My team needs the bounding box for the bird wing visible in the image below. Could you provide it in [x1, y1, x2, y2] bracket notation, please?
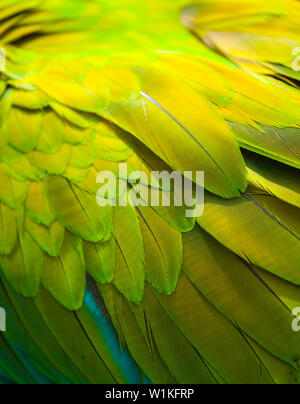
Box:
[0, 0, 299, 384]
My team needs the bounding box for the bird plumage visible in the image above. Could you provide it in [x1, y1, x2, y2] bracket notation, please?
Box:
[0, 0, 299, 384]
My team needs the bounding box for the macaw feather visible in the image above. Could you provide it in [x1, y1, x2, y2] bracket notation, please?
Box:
[197, 192, 300, 284]
[0, 0, 299, 385]
[182, 0, 300, 72]
[112, 203, 145, 304]
[25, 217, 65, 258]
[83, 238, 115, 284]
[183, 228, 300, 367]
[245, 151, 300, 208]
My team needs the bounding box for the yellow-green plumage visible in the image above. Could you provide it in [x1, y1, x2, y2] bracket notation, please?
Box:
[0, 0, 299, 384]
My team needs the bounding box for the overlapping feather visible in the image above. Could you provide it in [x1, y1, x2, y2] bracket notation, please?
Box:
[0, 0, 299, 385]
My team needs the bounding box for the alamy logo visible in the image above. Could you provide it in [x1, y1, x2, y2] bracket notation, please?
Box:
[0, 48, 5, 72]
[292, 47, 300, 72]
[96, 163, 205, 218]
[292, 308, 300, 332]
[0, 307, 6, 332]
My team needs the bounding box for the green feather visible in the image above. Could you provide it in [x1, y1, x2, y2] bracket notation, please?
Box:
[183, 227, 300, 368]
[46, 176, 112, 243]
[41, 232, 85, 310]
[83, 237, 115, 283]
[0, 229, 43, 297]
[0, 0, 300, 385]
[138, 206, 182, 295]
[197, 192, 300, 284]
[0, 203, 17, 255]
[112, 203, 145, 304]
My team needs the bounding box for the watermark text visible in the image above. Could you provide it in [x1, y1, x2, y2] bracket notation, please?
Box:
[96, 163, 205, 218]
[0, 48, 5, 72]
[292, 47, 300, 72]
[0, 307, 6, 332]
[292, 308, 300, 332]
